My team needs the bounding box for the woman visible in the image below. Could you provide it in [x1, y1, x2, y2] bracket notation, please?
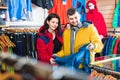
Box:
[36, 13, 63, 64]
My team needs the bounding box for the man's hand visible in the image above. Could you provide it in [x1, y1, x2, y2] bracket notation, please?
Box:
[86, 43, 95, 50]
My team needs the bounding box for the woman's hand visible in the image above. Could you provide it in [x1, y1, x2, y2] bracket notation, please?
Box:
[50, 54, 58, 64]
[52, 54, 58, 57]
[50, 58, 56, 64]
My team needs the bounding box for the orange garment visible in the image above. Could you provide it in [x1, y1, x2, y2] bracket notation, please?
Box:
[49, 0, 72, 25]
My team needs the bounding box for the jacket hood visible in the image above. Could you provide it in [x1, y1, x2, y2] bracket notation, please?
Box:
[38, 26, 62, 37]
[86, 0, 98, 12]
[38, 26, 45, 36]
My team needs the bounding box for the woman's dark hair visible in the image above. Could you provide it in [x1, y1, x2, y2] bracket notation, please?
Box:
[67, 8, 78, 16]
[43, 13, 61, 34]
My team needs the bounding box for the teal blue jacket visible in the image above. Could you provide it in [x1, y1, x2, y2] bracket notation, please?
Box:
[112, 0, 120, 28]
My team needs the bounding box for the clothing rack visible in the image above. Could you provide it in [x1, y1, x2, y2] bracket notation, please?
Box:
[89, 65, 120, 79]
[90, 54, 120, 79]
[0, 29, 38, 58]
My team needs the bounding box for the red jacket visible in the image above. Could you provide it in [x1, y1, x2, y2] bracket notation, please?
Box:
[86, 0, 107, 37]
[49, 0, 72, 25]
[36, 26, 63, 63]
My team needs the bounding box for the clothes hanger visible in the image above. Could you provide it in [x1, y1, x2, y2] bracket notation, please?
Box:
[0, 72, 23, 80]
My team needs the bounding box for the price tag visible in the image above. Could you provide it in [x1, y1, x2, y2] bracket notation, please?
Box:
[62, 0, 66, 5]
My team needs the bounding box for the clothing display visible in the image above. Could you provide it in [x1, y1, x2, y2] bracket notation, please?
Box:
[7, 0, 33, 21]
[112, 0, 120, 28]
[102, 35, 120, 55]
[2, 28, 38, 59]
[0, 0, 120, 80]
[91, 54, 120, 77]
[49, 0, 72, 24]
[72, 0, 86, 22]
[86, 0, 107, 37]
[32, 0, 54, 10]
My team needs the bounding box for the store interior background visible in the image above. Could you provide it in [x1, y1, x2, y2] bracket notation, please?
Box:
[0, 0, 120, 79]
[6, 0, 120, 35]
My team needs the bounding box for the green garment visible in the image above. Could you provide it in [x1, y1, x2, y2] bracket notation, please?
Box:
[112, 0, 120, 28]
[110, 36, 118, 54]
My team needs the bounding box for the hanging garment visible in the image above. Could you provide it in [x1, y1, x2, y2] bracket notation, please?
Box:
[86, 0, 107, 37]
[54, 44, 91, 73]
[26, 0, 33, 21]
[7, 32, 38, 58]
[72, 0, 86, 22]
[117, 41, 120, 53]
[102, 36, 113, 56]
[118, 9, 120, 26]
[49, 0, 72, 25]
[112, 0, 120, 28]
[32, 0, 54, 10]
[110, 36, 118, 54]
[113, 38, 120, 54]
[8, 0, 32, 21]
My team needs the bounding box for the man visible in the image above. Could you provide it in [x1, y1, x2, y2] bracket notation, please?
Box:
[51, 8, 103, 68]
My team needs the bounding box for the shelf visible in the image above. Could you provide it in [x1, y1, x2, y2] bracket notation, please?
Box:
[0, 6, 7, 9]
[0, 25, 9, 28]
[6, 21, 41, 27]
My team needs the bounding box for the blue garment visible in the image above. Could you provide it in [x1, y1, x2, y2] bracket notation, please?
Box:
[54, 44, 91, 73]
[102, 36, 113, 56]
[72, 0, 86, 22]
[116, 59, 120, 72]
[108, 37, 114, 55]
[118, 9, 120, 27]
[8, 0, 32, 21]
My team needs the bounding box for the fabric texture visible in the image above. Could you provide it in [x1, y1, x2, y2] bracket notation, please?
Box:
[54, 44, 91, 73]
[113, 38, 120, 54]
[49, 0, 72, 24]
[8, 0, 32, 21]
[86, 0, 107, 37]
[102, 36, 113, 56]
[53, 37, 62, 53]
[32, 0, 54, 10]
[110, 36, 118, 55]
[72, 0, 86, 22]
[36, 26, 63, 63]
[112, 0, 120, 28]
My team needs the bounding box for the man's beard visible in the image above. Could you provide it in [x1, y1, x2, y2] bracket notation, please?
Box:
[70, 22, 82, 28]
[70, 23, 77, 27]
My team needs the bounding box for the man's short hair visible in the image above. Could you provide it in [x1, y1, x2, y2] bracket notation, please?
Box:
[67, 8, 78, 16]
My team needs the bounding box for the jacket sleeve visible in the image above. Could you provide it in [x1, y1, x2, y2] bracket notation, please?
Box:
[89, 24, 103, 53]
[36, 38, 51, 63]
